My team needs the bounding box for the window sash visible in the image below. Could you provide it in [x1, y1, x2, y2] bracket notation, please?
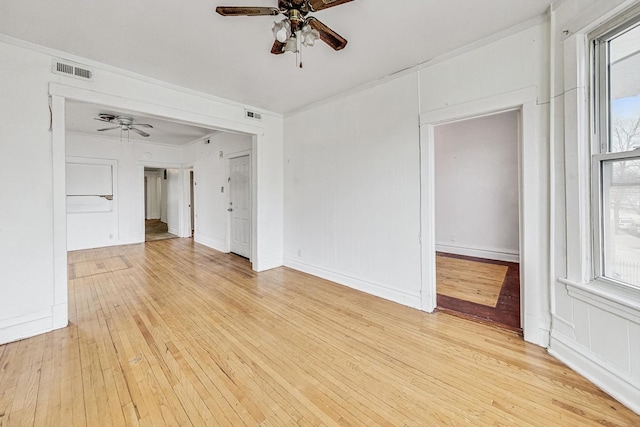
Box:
[591, 10, 640, 290]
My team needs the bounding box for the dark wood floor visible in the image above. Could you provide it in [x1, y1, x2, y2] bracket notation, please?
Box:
[437, 252, 521, 331]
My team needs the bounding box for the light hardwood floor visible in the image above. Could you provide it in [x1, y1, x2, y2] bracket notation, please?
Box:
[436, 255, 507, 307]
[145, 219, 178, 242]
[1, 239, 638, 426]
[436, 253, 521, 331]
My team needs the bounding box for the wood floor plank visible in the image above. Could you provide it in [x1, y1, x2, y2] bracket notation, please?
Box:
[1, 239, 639, 426]
[436, 252, 521, 330]
[436, 255, 507, 306]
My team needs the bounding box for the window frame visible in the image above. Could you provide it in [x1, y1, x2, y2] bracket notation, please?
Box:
[590, 10, 640, 291]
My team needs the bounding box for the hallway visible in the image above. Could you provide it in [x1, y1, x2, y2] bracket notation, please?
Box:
[144, 219, 178, 242]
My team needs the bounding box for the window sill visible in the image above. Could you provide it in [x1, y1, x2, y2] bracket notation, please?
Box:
[559, 277, 640, 324]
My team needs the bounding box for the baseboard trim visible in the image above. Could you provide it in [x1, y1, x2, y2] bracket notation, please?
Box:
[254, 255, 283, 272]
[194, 233, 227, 253]
[52, 303, 69, 330]
[435, 243, 520, 263]
[168, 226, 179, 236]
[68, 236, 145, 251]
[284, 258, 421, 309]
[119, 237, 145, 246]
[549, 331, 640, 416]
[0, 310, 53, 345]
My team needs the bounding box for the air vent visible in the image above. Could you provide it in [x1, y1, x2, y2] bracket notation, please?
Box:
[51, 59, 93, 81]
[245, 110, 262, 121]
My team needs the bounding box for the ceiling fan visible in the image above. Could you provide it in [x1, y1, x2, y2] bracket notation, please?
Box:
[216, 0, 354, 60]
[94, 114, 153, 137]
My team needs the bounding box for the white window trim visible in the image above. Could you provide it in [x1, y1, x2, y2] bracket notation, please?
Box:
[561, 2, 640, 318]
[590, 7, 640, 293]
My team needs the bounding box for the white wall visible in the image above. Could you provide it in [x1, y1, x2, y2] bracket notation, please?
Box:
[4, 2, 638, 416]
[166, 168, 180, 235]
[434, 111, 520, 262]
[66, 133, 183, 250]
[0, 41, 61, 343]
[418, 21, 551, 345]
[0, 36, 284, 344]
[284, 22, 549, 323]
[67, 130, 251, 252]
[418, 22, 550, 113]
[145, 170, 161, 220]
[285, 73, 422, 307]
[184, 132, 252, 252]
[547, 0, 640, 415]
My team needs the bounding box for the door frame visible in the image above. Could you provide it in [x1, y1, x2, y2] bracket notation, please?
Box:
[419, 87, 549, 346]
[226, 150, 253, 260]
[49, 83, 265, 331]
[182, 167, 195, 238]
[431, 109, 522, 326]
[140, 163, 185, 238]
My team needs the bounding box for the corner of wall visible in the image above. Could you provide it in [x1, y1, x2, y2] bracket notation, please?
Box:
[549, 332, 640, 415]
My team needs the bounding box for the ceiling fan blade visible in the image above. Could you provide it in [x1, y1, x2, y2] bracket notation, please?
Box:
[133, 123, 153, 128]
[216, 6, 280, 16]
[271, 40, 286, 55]
[130, 127, 150, 137]
[97, 126, 120, 131]
[94, 117, 113, 123]
[307, 17, 347, 51]
[308, 0, 354, 12]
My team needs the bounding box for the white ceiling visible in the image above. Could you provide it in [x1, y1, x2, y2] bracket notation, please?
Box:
[0, 0, 554, 114]
[66, 101, 216, 145]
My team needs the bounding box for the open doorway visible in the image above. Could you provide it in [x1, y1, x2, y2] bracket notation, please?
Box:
[50, 85, 275, 335]
[144, 167, 179, 242]
[433, 110, 521, 331]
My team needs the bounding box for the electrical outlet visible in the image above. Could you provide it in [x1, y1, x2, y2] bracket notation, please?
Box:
[221, 186, 224, 193]
[297, 249, 302, 257]
[109, 233, 114, 240]
[449, 234, 456, 242]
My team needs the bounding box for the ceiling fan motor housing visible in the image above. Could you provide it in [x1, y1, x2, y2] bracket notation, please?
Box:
[116, 116, 134, 127]
[217, 0, 351, 54]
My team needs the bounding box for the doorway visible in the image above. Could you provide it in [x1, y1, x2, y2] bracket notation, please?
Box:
[144, 167, 179, 242]
[229, 155, 251, 258]
[50, 84, 274, 335]
[433, 110, 521, 331]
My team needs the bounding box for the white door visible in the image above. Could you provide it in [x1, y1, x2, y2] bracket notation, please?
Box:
[190, 170, 195, 236]
[229, 155, 251, 258]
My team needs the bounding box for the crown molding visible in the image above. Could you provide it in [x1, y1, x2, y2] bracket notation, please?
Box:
[0, 33, 282, 120]
[285, 13, 549, 118]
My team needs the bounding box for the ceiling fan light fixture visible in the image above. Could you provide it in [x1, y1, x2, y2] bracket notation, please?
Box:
[272, 19, 291, 43]
[284, 35, 299, 53]
[217, 0, 352, 64]
[94, 114, 152, 138]
[300, 24, 320, 47]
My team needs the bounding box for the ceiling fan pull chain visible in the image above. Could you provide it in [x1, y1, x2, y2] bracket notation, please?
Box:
[215, 1, 351, 65]
[299, 35, 303, 68]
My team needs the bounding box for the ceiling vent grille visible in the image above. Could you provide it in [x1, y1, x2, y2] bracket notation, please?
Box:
[51, 59, 93, 81]
[245, 110, 262, 121]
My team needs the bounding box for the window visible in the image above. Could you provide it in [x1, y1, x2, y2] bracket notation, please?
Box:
[592, 13, 640, 289]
